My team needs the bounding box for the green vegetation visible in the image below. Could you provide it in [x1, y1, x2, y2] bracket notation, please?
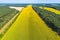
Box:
[46, 6, 60, 10]
[33, 6, 60, 35]
[0, 6, 19, 39]
[0, 6, 19, 29]
[0, 6, 13, 16]
[40, 4, 60, 10]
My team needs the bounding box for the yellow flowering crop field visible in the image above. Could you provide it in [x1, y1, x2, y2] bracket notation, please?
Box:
[1, 5, 60, 40]
[40, 7, 60, 14]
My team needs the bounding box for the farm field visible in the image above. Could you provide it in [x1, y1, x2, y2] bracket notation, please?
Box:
[0, 4, 60, 40]
[0, 6, 19, 29]
[1, 5, 60, 40]
[40, 7, 60, 14]
[0, 6, 21, 39]
[33, 6, 60, 35]
[39, 4, 60, 10]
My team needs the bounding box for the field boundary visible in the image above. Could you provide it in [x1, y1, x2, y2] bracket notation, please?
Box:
[0, 13, 19, 34]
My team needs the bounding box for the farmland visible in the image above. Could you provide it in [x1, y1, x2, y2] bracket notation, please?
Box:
[1, 5, 60, 40]
[40, 7, 60, 14]
[0, 6, 19, 29]
[0, 6, 20, 39]
[33, 6, 60, 35]
[0, 4, 60, 40]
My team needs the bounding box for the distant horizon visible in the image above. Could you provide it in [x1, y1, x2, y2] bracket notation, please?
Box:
[0, 0, 60, 4]
[0, 3, 60, 4]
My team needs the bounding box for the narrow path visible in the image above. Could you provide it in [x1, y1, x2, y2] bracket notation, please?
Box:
[0, 13, 19, 34]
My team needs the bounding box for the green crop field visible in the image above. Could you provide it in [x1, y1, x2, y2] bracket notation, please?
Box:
[0, 6, 19, 39]
[0, 6, 19, 29]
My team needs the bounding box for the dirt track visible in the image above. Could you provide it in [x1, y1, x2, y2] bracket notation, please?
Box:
[0, 6, 24, 34]
[0, 13, 19, 34]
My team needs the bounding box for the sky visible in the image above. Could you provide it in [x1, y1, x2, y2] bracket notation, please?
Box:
[0, 0, 60, 3]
